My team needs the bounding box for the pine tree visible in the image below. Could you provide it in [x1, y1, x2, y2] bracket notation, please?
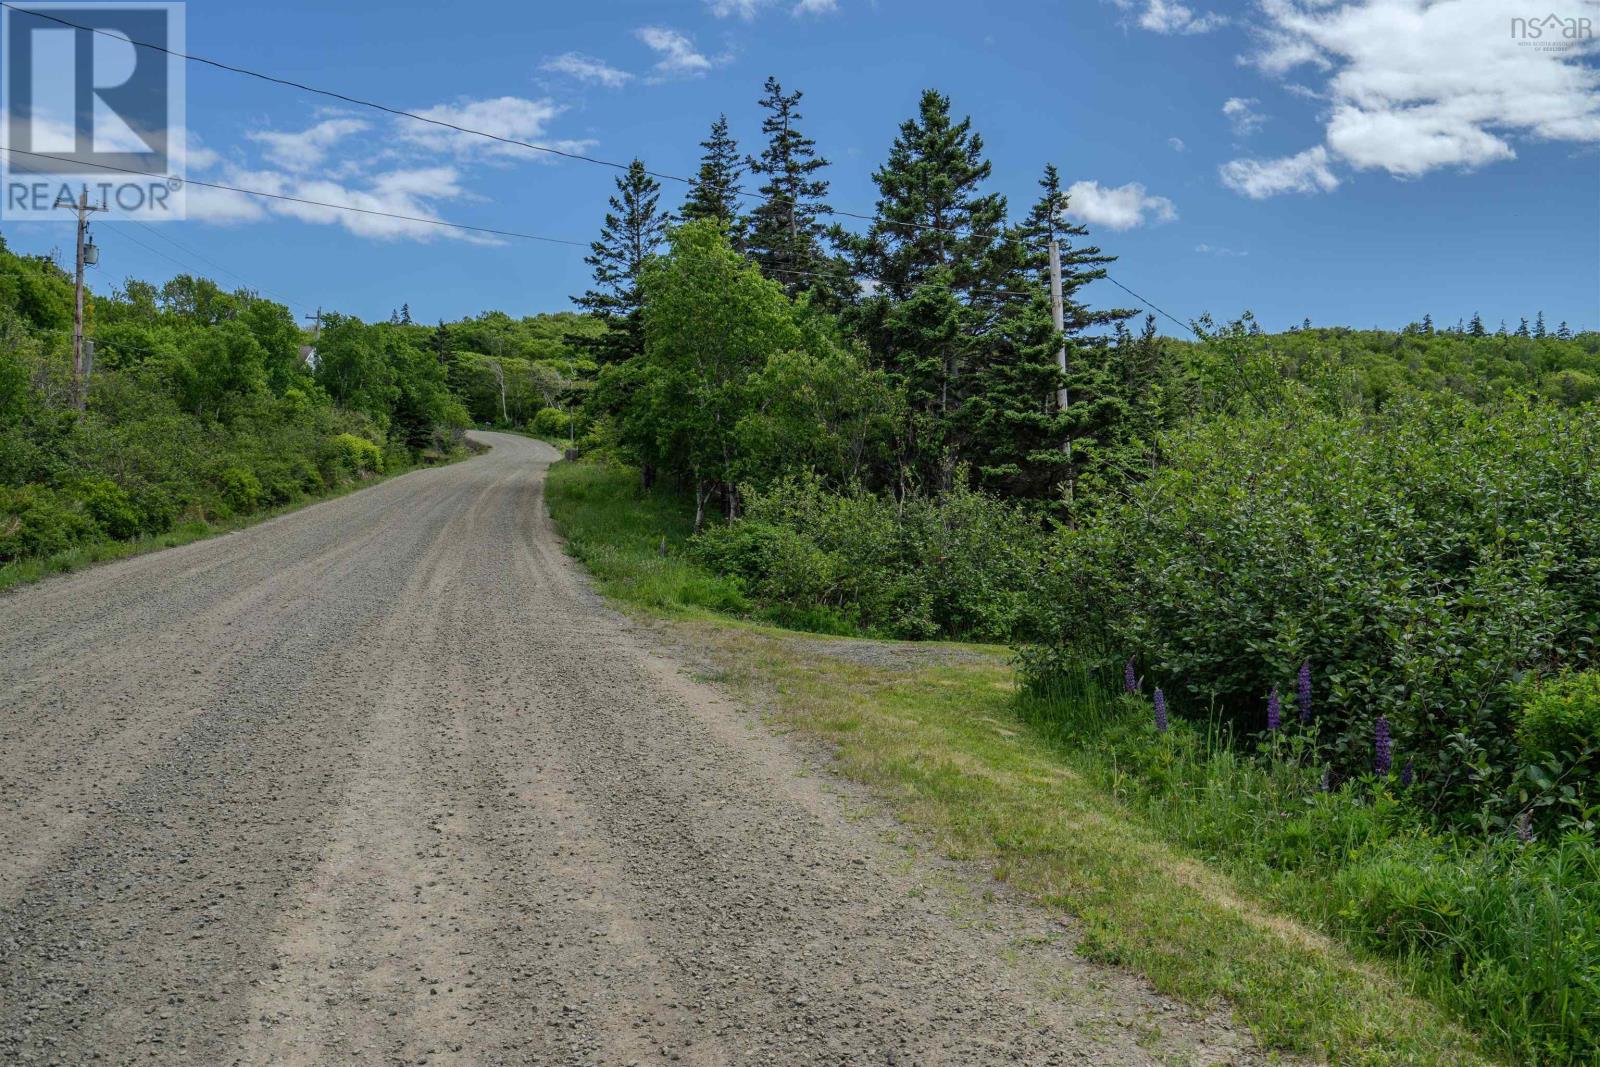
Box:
[1421, 313, 1434, 335]
[1515, 316, 1530, 338]
[1468, 312, 1486, 337]
[744, 77, 836, 298]
[1558, 321, 1573, 340]
[1535, 311, 1547, 339]
[573, 159, 669, 365]
[680, 115, 744, 234]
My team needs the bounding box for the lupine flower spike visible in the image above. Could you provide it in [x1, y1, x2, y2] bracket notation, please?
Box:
[1319, 767, 1332, 793]
[1374, 716, 1392, 776]
[1400, 760, 1414, 787]
[1124, 658, 1138, 694]
[1297, 661, 1312, 724]
[1266, 686, 1282, 732]
[1153, 688, 1169, 734]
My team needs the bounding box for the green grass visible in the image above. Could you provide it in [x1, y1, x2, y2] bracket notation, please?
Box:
[544, 458, 750, 617]
[544, 458, 1502, 1064]
[0, 454, 458, 594]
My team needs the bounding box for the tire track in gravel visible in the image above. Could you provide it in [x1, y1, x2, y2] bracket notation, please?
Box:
[0, 432, 1268, 1066]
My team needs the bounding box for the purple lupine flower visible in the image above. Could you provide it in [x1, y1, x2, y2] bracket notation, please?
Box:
[1515, 811, 1533, 844]
[1124, 658, 1138, 694]
[1374, 716, 1392, 776]
[1297, 661, 1312, 724]
[1400, 760, 1414, 787]
[1153, 688, 1169, 733]
[1267, 686, 1282, 732]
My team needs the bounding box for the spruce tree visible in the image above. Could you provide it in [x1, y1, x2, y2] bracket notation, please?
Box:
[744, 77, 836, 298]
[681, 115, 744, 235]
[1558, 321, 1573, 340]
[1468, 312, 1486, 337]
[573, 159, 669, 365]
[1421, 313, 1434, 335]
[845, 90, 1016, 493]
[1515, 316, 1530, 338]
[1535, 311, 1547, 339]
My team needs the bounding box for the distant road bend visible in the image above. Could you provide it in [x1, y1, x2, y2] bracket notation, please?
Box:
[0, 431, 1259, 1065]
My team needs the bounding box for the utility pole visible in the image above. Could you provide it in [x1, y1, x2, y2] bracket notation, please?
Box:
[57, 189, 104, 410]
[1048, 239, 1069, 447]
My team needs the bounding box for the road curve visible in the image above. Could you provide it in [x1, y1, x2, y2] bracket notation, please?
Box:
[0, 432, 1256, 1065]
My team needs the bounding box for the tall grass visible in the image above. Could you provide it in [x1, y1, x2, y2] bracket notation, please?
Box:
[1018, 667, 1600, 1065]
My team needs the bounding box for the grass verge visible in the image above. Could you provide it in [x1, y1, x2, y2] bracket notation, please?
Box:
[545, 458, 1497, 1065]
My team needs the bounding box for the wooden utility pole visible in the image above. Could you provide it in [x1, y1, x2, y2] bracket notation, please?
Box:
[57, 189, 104, 410]
[1048, 239, 1070, 450]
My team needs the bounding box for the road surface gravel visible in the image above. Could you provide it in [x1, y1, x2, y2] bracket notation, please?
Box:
[0, 432, 1264, 1065]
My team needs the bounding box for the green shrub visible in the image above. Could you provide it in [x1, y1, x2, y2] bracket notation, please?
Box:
[0, 484, 96, 560]
[1519, 672, 1600, 759]
[529, 406, 572, 438]
[70, 475, 141, 539]
[215, 466, 262, 516]
[694, 474, 1049, 641]
[330, 432, 384, 474]
[1035, 396, 1600, 823]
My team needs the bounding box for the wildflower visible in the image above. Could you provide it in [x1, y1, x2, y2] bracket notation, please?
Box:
[1297, 661, 1312, 723]
[1124, 658, 1138, 694]
[1400, 760, 1414, 787]
[1515, 811, 1533, 844]
[1267, 686, 1282, 732]
[1153, 688, 1168, 733]
[1319, 766, 1331, 792]
[1374, 716, 1392, 776]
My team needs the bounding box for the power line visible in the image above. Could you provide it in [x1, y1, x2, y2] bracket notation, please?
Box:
[0, 2, 971, 237]
[95, 222, 312, 315]
[0, 147, 590, 248]
[126, 219, 315, 312]
[0, 2, 1202, 328]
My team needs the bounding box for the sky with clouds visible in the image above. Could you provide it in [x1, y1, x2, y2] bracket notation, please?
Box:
[2, 0, 1596, 331]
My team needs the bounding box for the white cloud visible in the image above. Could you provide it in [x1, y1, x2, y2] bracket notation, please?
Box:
[1222, 96, 1267, 135]
[636, 27, 715, 76]
[1240, 0, 1600, 181]
[792, 0, 839, 13]
[1219, 145, 1340, 198]
[396, 96, 593, 160]
[1113, 0, 1227, 34]
[1168, 136, 1187, 151]
[1064, 180, 1178, 229]
[540, 52, 632, 88]
[1195, 243, 1248, 256]
[707, 0, 766, 16]
[246, 118, 368, 172]
[218, 165, 496, 243]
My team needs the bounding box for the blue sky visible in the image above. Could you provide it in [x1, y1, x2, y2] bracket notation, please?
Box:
[3, 0, 1597, 333]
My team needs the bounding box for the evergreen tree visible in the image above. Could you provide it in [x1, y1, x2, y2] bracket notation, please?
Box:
[680, 114, 744, 234]
[1469, 312, 1486, 337]
[1515, 316, 1530, 338]
[1421, 313, 1434, 335]
[573, 159, 669, 365]
[1558, 321, 1573, 340]
[1535, 311, 1547, 339]
[1497, 320, 1508, 337]
[847, 90, 1020, 494]
[744, 78, 836, 298]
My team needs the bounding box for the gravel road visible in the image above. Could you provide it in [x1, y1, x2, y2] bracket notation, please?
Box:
[0, 432, 1262, 1065]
